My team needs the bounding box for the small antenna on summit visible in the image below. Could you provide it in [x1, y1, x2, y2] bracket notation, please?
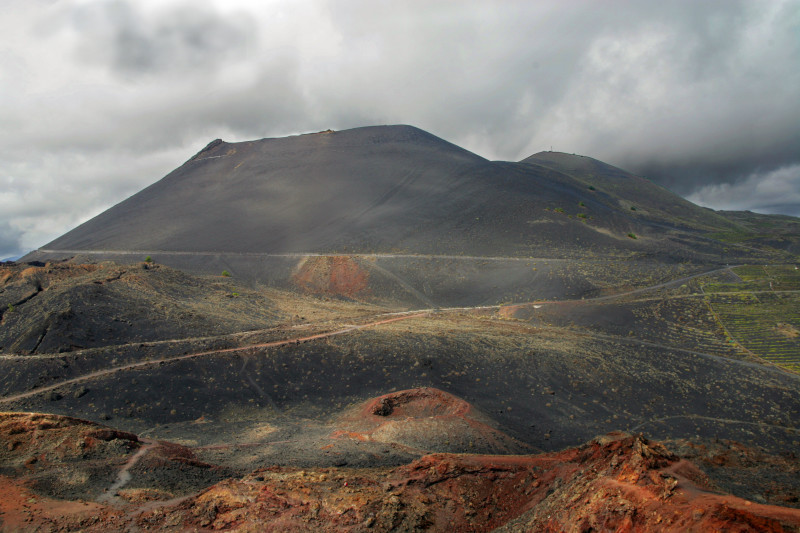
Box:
[550, 146, 553, 152]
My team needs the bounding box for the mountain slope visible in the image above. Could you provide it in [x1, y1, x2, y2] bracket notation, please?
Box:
[35, 125, 760, 262]
[522, 151, 744, 232]
[45, 126, 490, 254]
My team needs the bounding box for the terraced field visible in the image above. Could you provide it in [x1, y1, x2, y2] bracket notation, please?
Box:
[627, 296, 740, 357]
[704, 264, 800, 293]
[704, 265, 800, 372]
[708, 292, 800, 372]
[505, 294, 740, 359]
[765, 265, 800, 291]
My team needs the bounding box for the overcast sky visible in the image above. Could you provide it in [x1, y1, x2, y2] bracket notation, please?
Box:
[2, 0, 799, 258]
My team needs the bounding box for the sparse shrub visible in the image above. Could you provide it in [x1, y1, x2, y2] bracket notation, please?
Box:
[630, 206, 637, 211]
[47, 391, 62, 402]
[577, 213, 587, 219]
[579, 201, 585, 207]
[232, 292, 239, 297]
[144, 256, 153, 263]
[588, 185, 596, 191]
[221, 270, 231, 277]
[554, 207, 565, 213]
[7, 303, 13, 312]
[627, 233, 637, 239]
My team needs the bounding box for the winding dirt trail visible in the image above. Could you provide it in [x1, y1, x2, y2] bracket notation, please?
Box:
[97, 438, 157, 504]
[35, 249, 581, 263]
[0, 265, 749, 404]
[525, 264, 740, 306]
[0, 312, 429, 404]
[627, 414, 800, 435]
[4, 262, 783, 411]
[524, 322, 789, 373]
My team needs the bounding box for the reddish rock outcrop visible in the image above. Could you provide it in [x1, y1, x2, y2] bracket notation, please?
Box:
[292, 256, 370, 299]
[133, 433, 800, 532]
[333, 387, 532, 454]
[3, 413, 800, 532]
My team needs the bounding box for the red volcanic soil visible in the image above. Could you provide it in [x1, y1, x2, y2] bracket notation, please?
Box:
[292, 256, 370, 299]
[0, 412, 140, 470]
[0, 261, 100, 286]
[0, 413, 226, 531]
[0, 477, 115, 533]
[332, 387, 533, 454]
[3, 409, 800, 531]
[0, 413, 136, 530]
[133, 433, 800, 532]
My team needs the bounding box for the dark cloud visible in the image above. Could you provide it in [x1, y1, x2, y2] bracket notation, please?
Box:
[687, 164, 800, 217]
[1, 0, 798, 252]
[293, 0, 800, 203]
[0, 221, 22, 260]
[70, 1, 257, 78]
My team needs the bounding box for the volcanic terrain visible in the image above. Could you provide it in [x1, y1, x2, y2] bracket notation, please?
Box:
[3, 125, 800, 531]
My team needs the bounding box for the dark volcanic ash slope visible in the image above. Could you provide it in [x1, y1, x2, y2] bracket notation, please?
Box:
[523, 151, 742, 233]
[33, 125, 752, 262]
[0, 260, 284, 354]
[43, 126, 484, 255]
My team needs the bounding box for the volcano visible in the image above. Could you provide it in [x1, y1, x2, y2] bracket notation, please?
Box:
[31, 125, 752, 263]
[5, 126, 800, 531]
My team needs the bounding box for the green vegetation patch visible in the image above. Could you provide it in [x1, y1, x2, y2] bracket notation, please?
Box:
[733, 265, 769, 281]
[707, 231, 760, 244]
[764, 265, 800, 290]
[708, 292, 800, 372]
[704, 264, 800, 293]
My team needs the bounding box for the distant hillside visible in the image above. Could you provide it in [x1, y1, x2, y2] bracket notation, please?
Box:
[26, 126, 797, 278]
[522, 151, 743, 232]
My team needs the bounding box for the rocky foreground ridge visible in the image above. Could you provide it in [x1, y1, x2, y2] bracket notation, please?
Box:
[2, 410, 800, 532]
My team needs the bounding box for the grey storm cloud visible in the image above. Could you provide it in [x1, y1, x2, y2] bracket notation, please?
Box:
[70, 1, 257, 77]
[1, 0, 799, 258]
[0, 221, 22, 260]
[688, 164, 800, 217]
